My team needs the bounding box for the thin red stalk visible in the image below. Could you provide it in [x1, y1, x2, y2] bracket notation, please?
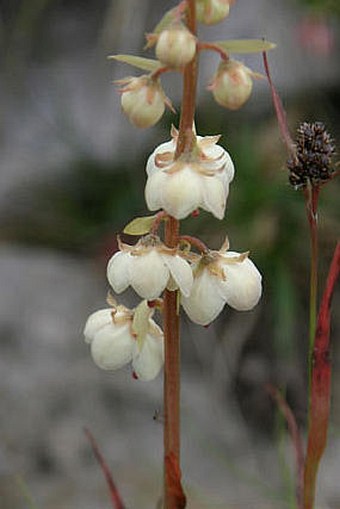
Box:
[163, 2, 198, 507]
[197, 42, 228, 60]
[179, 234, 209, 254]
[84, 427, 126, 509]
[303, 242, 340, 509]
[262, 52, 295, 157]
[266, 385, 305, 509]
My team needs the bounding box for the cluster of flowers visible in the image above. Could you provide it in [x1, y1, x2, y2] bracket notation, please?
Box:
[118, 0, 257, 129]
[84, 129, 262, 380]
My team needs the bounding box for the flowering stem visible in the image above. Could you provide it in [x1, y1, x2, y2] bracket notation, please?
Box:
[304, 185, 320, 393]
[163, 2, 198, 507]
[303, 242, 340, 509]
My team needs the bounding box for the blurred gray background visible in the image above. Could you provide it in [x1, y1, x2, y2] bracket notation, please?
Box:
[0, 1, 339, 508]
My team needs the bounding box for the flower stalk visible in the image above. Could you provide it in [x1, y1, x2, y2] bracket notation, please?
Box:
[303, 242, 340, 509]
[303, 185, 320, 391]
[163, 2, 197, 506]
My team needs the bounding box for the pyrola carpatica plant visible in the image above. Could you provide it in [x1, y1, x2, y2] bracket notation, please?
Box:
[84, 1, 275, 507]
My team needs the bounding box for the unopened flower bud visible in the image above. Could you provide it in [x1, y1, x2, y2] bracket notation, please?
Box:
[155, 26, 196, 68]
[196, 0, 232, 25]
[118, 75, 169, 128]
[209, 60, 253, 110]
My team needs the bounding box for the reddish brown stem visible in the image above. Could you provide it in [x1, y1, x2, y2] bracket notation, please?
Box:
[163, 2, 198, 507]
[266, 385, 305, 509]
[303, 242, 340, 509]
[175, 0, 198, 159]
[179, 234, 209, 254]
[84, 427, 126, 509]
[262, 51, 295, 157]
[198, 42, 229, 60]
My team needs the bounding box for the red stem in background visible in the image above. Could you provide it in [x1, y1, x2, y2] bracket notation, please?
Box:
[163, 2, 198, 508]
[303, 185, 320, 389]
[266, 385, 305, 509]
[84, 428, 126, 509]
[262, 51, 295, 157]
[303, 242, 340, 509]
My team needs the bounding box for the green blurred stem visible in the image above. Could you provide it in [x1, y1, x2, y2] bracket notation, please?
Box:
[304, 185, 320, 393]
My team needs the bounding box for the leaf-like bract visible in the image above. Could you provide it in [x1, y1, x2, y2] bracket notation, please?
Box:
[213, 39, 276, 54]
[108, 54, 161, 72]
[123, 215, 157, 235]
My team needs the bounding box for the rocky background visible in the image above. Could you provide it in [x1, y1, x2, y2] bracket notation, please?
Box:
[0, 1, 339, 508]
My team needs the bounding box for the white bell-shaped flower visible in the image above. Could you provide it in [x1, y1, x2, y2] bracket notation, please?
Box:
[83, 301, 164, 381]
[145, 127, 235, 220]
[182, 239, 262, 325]
[107, 234, 193, 299]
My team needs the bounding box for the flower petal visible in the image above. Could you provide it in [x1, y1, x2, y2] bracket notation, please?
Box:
[200, 176, 227, 219]
[162, 254, 193, 297]
[181, 269, 226, 325]
[161, 167, 201, 219]
[90, 323, 134, 370]
[145, 170, 167, 211]
[129, 250, 169, 299]
[83, 308, 113, 344]
[107, 251, 131, 293]
[219, 252, 262, 310]
[132, 329, 164, 381]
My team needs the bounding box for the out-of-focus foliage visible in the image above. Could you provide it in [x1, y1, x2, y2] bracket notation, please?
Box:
[299, 0, 340, 16]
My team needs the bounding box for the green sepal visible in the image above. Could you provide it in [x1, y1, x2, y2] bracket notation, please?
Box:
[132, 300, 150, 348]
[108, 54, 161, 72]
[123, 215, 157, 236]
[213, 39, 276, 54]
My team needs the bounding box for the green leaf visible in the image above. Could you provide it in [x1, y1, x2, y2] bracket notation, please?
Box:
[108, 54, 161, 72]
[213, 39, 276, 54]
[123, 215, 157, 235]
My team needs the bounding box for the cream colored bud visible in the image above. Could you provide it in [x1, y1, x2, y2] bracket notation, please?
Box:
[120, 76, 166, 128]
[210, 60, 253, 110]
[196, 0, 231, 25]
[155, 26, 196, 68]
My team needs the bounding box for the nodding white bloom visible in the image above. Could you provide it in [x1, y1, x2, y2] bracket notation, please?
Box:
[196, 0, 232, 25]
[107, 234, 193, 300]
[117, 75, 173, 128]
[181, 239, 262, 325]
[83, 301, 164, 381]
[145, 127, 235, 220]
[155, 25, 196, 68]
[209, 60, 254, 110]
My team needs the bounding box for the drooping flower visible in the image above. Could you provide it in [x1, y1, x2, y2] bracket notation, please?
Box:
[107, 234, 193, 300]
[181, 238, 262, 325]
[83, 301, 164, 381]
[155, 25, 197, 68]
[145, 127, 235, 220]
[117, 75, 173, 128]
[209, 60, 254, 110]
